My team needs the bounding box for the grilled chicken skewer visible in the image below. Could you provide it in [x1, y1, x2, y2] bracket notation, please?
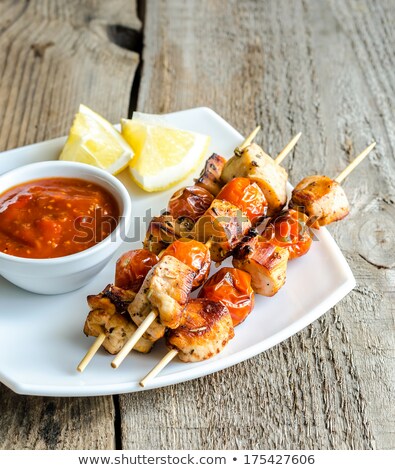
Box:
[111, 239, 211, 368]
[111, 130, 263, 369]
[77, 285, 153, 372]
[143, 134, 302, 298]
[290, 142, 376, 226]
[144, 127, 263, 253]
[77, 249, 159, 372]
[111, 255, 195, 368]
[221, 133, 301, 217]
[168, 132, 301, 234]
[139, 141, 375, 387]
[79, 128, 298, 371]
[232, 143, 376, 296]
[140, 298, 234, 387]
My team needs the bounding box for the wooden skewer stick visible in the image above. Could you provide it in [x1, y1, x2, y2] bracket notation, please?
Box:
[114, 240, 212, 369]
[112, 129, 260, 371]
[140, 349, 179, 387]
[77, 333, 106, 372]
[234, 126, 261, 156]
[274, 132, 302, 165]
[335, 142, 376, 184]
[137, 141, 375, 384]
[111, 310, 157, 369]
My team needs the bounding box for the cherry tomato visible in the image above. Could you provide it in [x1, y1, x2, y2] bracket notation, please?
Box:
[216, 177, 267, 224]
[262, 209, 312, 259]
[168, 185, 214, 222]
[160, 239, 211, 290]
[199, 267, 254, 326]
[115, 249, 159, 291]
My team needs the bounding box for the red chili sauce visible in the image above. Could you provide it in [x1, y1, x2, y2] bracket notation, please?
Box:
[0, 178, 119, 259]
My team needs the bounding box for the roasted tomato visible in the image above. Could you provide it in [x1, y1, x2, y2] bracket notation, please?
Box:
[160, 239, 211, 290]
[216, 177, 267, 224]
[168, 185, 214, 222]
[262, 209, 312, 259]
[199, 267, 254, 326]
[115, 249, 159, 291]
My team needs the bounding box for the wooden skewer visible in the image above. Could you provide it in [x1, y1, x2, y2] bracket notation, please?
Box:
[111, 310, 157, 369]
[140, 141, 374, 385]
[88, 131, 259, 371]
[77, 333, 106, 372]
[234, 125, 261, 156]
[140, 349, 179, 387]
[335, 142, 376, 184]
[274, 132, 302, 165]
[112, 241, 212, 369]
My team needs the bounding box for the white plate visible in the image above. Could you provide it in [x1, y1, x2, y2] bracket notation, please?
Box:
[0, 107, 355, 397]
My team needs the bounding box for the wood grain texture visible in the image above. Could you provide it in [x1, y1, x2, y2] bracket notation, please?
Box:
[118, 0, 394, 449]
[0, 0, 140, 449]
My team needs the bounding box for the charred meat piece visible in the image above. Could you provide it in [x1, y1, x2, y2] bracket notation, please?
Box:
[195, 153, 227, 196]
[233, 236, 289, 296]
[192, 198, 251, 262]
[166, 298, 234, 362]
[143, 214, 178, 255]
[221, 143, 288, 216]
[290, 175, 350, 226]
[84, 285, 153, 354]
[87, 284, 136, 315]
[128, 255, 195, 341]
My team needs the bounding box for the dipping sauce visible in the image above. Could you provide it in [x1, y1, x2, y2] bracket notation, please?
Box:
[0, 178, 120, 259]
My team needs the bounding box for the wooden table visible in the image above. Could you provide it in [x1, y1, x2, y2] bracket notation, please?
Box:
[0, 0, 393, 450]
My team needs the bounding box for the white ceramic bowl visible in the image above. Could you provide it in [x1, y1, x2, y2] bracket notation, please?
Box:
[0, 161, 132, 295]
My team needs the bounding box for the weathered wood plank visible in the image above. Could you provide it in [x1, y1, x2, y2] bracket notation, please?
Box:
[119, 0, 394, 449]
[0, 0, 140, 449]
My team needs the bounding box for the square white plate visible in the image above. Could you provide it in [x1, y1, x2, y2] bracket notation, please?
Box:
[0, 107, 355, 396]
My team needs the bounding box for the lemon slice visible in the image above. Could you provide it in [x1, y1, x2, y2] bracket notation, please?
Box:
[121, 113, 210, 192]
[59, 104, 133, 175]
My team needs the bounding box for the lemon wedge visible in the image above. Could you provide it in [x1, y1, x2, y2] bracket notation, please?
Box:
[59, 104, 133, 175]
[121, 113, 210, 192]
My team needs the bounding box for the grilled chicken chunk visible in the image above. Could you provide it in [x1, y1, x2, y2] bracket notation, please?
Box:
[195, 153, 227, 196]
[166, 298, 234, 362]
[233, 237, 289, 296]
[84, 285, 153, 354]
[290, 175, 350, 226]
[143, 213, 178, 255]
[128, 255, 195, 341]
[221, 143, 288, 216]
[87, 284, 136, 314]
[192, 198, 251, 262]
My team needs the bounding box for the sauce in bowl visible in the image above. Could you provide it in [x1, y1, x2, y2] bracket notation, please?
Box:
[0, 177, 120, 259]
